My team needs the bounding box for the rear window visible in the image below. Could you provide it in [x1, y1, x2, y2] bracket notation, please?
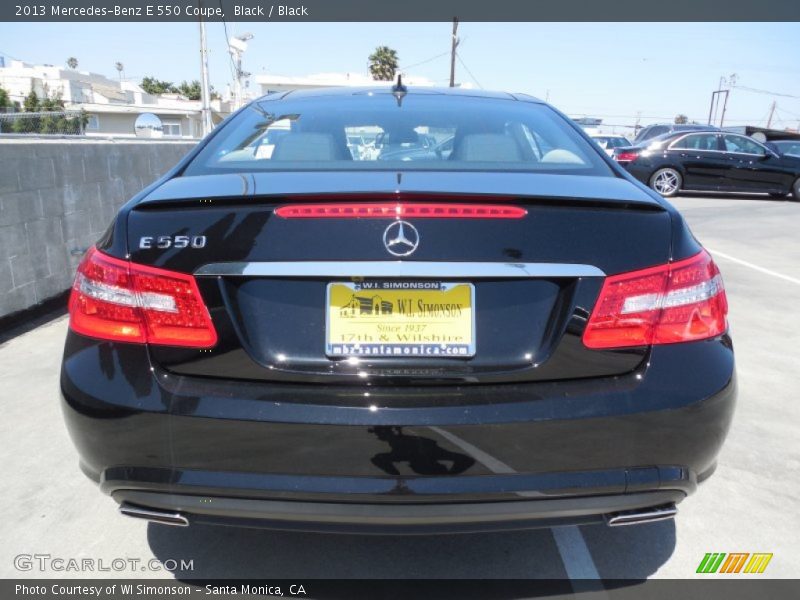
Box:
[671, 133, 719, 151]
[775, 141, 800, 156]
[593, 136, 630, 148]
[184, 92, 612, 176]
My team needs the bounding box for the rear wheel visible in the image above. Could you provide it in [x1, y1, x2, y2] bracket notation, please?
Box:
[649, 168, 682, 197]
[792, 178, 800, 201]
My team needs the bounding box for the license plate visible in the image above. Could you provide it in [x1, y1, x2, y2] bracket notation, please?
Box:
[326, 281, 475, 358]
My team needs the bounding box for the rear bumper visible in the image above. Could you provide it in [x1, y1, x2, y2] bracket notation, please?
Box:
[115, 491, 683, 534]
[60, 333, 736, 530]
[621, 162, 653, 186]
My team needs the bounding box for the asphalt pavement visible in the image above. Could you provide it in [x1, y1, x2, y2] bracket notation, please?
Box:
[1, 192, 798, 581]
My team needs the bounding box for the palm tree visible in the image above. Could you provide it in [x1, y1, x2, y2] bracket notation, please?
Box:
[115, 62, 124, 80]
[66, 57, 78, 70]
[368, 46, 399, 81]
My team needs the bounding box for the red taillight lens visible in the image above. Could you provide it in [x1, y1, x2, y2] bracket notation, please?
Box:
[68, 247, 217, 348]
[275, 203, 527, 219]
[583, 250, 728, 349]
[614, 151, 640, 163]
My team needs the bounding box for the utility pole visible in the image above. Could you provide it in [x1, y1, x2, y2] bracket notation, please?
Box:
[718, 89, 730, 128]
[449, 17, 459, 88]
[708, 74, 736, 128]
[707, 78, 722, 125]
[229, 33, 254, 110]
[766, 100, 777, 129]
[719, 74, 736, 128]
[198, 9, 213, 137]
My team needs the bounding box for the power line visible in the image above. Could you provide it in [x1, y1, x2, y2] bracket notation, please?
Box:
[776, 104, 800, 118]
[400, 51, 449, 71]
[455, 52, 482, 89]
[733, 84, 800, 100]
[0, 49, 21, 61]
[218, 0, 238, 85]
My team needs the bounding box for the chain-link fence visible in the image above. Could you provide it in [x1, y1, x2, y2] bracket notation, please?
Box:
[0, 111, 87, 135]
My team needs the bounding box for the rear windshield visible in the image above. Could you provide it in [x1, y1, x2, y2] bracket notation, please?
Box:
[183, 92, 613, 176]
[593, 136, 630, 148]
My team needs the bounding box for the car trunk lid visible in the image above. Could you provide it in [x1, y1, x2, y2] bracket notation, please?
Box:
[128, 172, 669, 385]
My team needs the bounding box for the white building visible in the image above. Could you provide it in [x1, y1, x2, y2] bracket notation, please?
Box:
[0, 59, 231, 138]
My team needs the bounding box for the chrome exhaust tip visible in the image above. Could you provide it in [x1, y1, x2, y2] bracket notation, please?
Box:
[119, 503, 189, 527]
[606, 504, 677, 527]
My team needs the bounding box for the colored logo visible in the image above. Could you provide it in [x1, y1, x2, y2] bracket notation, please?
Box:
[696, 553, 773, 574]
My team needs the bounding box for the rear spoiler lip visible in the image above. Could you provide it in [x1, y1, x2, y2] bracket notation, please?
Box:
[139, 172, 664, 211]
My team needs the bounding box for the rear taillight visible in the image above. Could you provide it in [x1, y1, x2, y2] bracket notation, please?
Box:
[68, 247, 217, 347]
[614, 151, 640, 163]
[275, 203, 527, 219]
[583, 250, 727, 349]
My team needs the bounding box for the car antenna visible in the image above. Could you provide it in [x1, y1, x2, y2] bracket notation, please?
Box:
[392, 74, 407, 107]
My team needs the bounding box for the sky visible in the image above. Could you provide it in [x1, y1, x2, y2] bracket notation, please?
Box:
[1, 21, 799, 130]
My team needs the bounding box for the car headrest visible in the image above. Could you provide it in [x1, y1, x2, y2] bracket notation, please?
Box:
[540, 149, 585, 164]
[271, 133, 340, 161]
[454, 133, 523, 162]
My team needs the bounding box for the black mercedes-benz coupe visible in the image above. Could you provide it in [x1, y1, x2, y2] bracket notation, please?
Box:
[614, 130, 800, 199]
[61, 87, 735, 533]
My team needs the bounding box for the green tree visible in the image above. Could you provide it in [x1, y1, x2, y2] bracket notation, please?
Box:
[23, 90, 40, 112]
[66, 57, 78, 69]
[141, 76, 178, 95]
[75, 108, 89, 133]
[368, 46, 399, 81]
[175, 80, 202, 100]
[0, 85, 10, 109]
[11, 116, 31, 133]
[41, 93, 65, 112]
[19, 90, 41, 133]
[38, 92, 65, 133]
[40, 113, 58, 133]
[674, 114, 689, 125]
[0, 85, 11, 132]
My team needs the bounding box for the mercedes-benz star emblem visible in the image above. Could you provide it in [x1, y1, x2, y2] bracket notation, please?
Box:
[382, 220, 420, 257]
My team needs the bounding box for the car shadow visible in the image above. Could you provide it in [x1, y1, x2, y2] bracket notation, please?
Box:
[147, 518, 675, 584]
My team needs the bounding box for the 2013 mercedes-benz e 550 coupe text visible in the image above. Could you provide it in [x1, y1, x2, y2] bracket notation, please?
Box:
[61, 86, 736, 533]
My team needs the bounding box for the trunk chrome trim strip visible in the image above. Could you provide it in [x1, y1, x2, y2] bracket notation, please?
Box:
[194, 261, 605, 278]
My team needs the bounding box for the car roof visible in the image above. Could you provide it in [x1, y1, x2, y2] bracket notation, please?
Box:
[643, 123, 710, 128]
[257, 86, 544, 103]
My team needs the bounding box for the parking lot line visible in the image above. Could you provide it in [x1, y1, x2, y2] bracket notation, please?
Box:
[429, 426, 606, 588]
[551, 525, 605, 583]
[708, 248, 800, 286]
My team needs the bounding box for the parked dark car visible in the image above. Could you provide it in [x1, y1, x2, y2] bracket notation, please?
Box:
[633, 123, 719, 144]
[615, 130, 800, 199]
[61, 87, 735, 533]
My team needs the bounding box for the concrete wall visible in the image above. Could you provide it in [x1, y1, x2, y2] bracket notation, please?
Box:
[0, 138, 196, 319]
